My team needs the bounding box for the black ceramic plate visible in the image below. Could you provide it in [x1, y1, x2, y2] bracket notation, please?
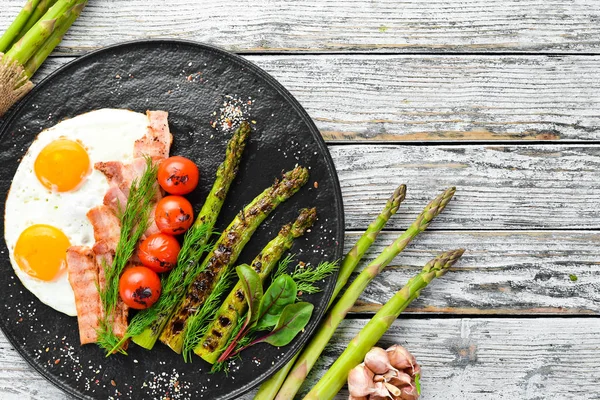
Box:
[0, 40, 344, 399]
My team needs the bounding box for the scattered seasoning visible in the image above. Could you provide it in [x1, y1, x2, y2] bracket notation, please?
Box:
[111, 380, 117, 387]
[313, 181, 319, 189]
[210, 95, 254, 133]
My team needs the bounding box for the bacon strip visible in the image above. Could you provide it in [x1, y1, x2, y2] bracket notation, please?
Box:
[66, 247, 102, 345]
[134, 110, 173, 159]
[87, 206, 121, 249]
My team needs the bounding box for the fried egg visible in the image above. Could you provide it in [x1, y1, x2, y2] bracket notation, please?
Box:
[4, 109, 150, 316]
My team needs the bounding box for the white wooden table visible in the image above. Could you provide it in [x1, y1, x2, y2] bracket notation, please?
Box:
[2, 1, 600, 399]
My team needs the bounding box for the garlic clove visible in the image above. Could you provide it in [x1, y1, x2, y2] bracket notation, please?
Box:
[365, 347, 398, 375]
[386, 345, 417, 373]
[348, 396, 368, 400]
[374, 374, 385, 383]
[387, 371, 412, 387]
[348, 363, 377, 397]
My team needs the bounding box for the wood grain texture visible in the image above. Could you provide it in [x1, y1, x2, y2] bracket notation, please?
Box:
[331, 144, 600, 230]
[29, 55, 600, 142]
[2, 0, 600, 54]
[344, 230, 600, 315]
[2, 318, 600, 399]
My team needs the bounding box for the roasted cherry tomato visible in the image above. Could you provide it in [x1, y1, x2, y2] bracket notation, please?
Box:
[157, 156, 200, 195]
[119, 266, 161, 310]
[138, 232, 181, 273]
[155, 195, 194, 235]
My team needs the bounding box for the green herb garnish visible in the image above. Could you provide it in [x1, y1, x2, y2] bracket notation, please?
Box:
[97, 157, 158, 354]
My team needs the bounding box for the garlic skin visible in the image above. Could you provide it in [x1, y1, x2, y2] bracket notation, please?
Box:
[348, 363, 376, 397]
[364, 347, 398, 375]
[386, 345, 418, 373]
[348, 345, 421, 400]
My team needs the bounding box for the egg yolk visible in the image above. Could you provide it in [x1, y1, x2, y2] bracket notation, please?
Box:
[14, 224, 71, 281]
[34, 139, 90, 192]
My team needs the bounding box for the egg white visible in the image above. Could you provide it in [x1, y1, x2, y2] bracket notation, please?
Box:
[4, 109, 150, 316]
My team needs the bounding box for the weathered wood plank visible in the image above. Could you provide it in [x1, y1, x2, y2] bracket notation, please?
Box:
[29, 55, 600, 142]
[345, 230, 600, 315]
[2, 318, 600, 399]
[2, 0, 600, 54]
[331, 144, 600, 230]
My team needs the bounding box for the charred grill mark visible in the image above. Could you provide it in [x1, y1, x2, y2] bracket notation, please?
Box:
[218, 316, 231, 327]
[167, 168, 189, 186]
[172, 320, 184, 334]
[253, 261, 262, 273]
[212, 329, 223, 338]
[235, 289, 245, 301]
[132, 287, 153, 306]
[177, 208, 191, 222]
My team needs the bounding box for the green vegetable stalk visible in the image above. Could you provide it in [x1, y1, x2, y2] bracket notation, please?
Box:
[160, 166, 310, 353]
[255, 184, 407, 399]
[13, 0, 58, 47]
[128, 122, 250, 352]
[273, 187, 455, 399]
[193, 208, 317, 363]
[305, 249, 465, 400]
[24, 1, 85, 78]
[0, 0, 42, 53]
[0, 0, 87, 116]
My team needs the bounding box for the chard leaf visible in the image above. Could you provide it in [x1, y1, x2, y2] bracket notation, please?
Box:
[257, 302, 313, 347]
[236, 264, 263, 327]
[255, 274, 297, 331]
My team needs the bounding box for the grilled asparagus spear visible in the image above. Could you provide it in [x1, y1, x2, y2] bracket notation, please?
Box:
[193, 207, 317, 363]
[160, 166, 310, 353]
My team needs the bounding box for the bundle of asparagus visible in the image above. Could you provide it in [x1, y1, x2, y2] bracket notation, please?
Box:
[0, 0, 87, 116]
[255, 187, 456, 399]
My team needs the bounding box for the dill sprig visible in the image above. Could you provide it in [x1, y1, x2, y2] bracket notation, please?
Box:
[272, 253, 295, 281]
[182, 268, 237, 362]
[109, 222, 215, 353]
[291, 260, 339, 295]
[97, 157, 159, 354]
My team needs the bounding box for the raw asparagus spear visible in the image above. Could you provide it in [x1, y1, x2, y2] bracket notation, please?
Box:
[255, 184, 407, 400]
[192, 207, 317, 363]
[0, 0, 42, 53]
[160, 166, 310, 353]
[274, 187, 455, 399]
[12, 0, 58, 47]
[5, 0, 83, 66]
[305, 249, 465, 400]
[24, 1, 84, 78]
[129, 122, 250, 351]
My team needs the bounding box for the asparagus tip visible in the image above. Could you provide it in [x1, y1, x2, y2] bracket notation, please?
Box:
[424, 248, 465, 277]
[389, 184, 407, 209]
[291, 207, 317, 237]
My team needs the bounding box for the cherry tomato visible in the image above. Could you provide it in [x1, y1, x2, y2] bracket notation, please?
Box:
[155, 195, 194, 235]
[138, 232, 181, 273]
[157, 156, 200, 195]
[119, 266, 161, 310]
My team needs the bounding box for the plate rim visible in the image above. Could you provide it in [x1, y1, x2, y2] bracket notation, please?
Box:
[0, 39, 345, 400]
